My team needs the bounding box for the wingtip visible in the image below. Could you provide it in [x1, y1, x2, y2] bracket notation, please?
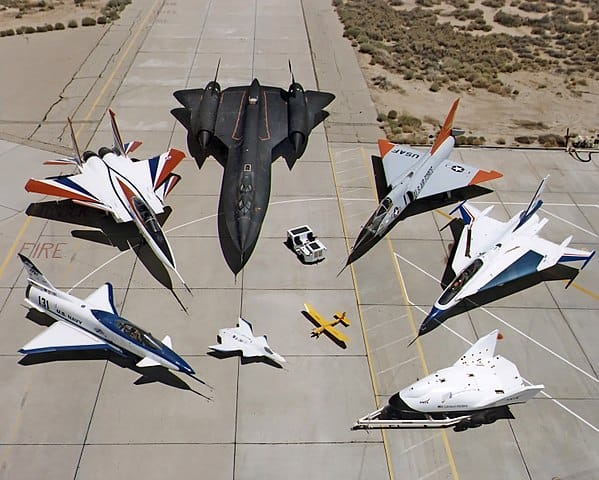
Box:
[377, 138, 395, 158]
[468, 169, 503, 186]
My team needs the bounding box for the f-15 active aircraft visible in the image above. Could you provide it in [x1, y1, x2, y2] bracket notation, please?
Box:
[416, 176, 595, 338]
[25, 111, 188, 290]
[172, 63, 335, 273]
[354, 330, 543, 431]
[345, 99, 503, 267]
[18, 254, 200, 381]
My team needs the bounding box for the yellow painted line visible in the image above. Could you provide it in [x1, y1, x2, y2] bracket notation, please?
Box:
[0, 0, 163, 282]
[0, 217, 32, 279]
[327, 145, 395, 480]
[359, 146, 460, 480]
[74, 0, 163, 137]
[567, 281, 599, 301]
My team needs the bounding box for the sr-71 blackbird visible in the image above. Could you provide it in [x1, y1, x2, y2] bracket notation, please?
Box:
[18, 254, 201, 383]
[345, 99, 503, 268]
[25, 111, 188, 290]
[172, 63, 335, 273]
[416, 176, 595, 339]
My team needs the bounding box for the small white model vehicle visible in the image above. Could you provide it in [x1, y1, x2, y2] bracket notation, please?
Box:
[286, 225, 326, 263]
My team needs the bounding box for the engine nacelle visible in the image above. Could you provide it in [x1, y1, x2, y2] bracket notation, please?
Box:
[287, 82, 308, 155]
[191, 80, 221, 149]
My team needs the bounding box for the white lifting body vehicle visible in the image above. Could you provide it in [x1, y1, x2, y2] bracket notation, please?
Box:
[353, 330, 543, 431]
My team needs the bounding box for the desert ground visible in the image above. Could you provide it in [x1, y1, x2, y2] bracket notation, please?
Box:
[335, 0, 599, 147]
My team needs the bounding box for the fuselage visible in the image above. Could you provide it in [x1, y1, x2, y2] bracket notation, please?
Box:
[81, 153, 177, 271]
[221, 79, 272, 261]
[25, 282, 193, 374]
[349, 138, 454, 264]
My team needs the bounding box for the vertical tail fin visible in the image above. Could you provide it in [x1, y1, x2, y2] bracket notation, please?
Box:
[67, 117, 83, 167]
[515, 175, 549, 231]
[430, 98, 460, 155]
[109, 109, 127, 157]
[18, 254, 56, 291]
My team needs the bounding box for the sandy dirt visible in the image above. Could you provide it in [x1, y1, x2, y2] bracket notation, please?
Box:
[0, 1, 104, 30]
[350, 0, 599, 146]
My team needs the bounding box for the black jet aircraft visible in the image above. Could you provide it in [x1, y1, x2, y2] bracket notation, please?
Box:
[171, 63, 335, 273]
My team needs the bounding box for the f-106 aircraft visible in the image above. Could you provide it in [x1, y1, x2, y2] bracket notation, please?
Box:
[353, 330, 543, 431]
[417, 176, 595, 338]
[345, 99, 503, 267]
[18, 254, 199, 381]
[172, 63, 335, 273]
[25, 111, 188, 290]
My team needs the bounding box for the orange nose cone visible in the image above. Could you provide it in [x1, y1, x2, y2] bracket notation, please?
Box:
[497, 332, 504, 340]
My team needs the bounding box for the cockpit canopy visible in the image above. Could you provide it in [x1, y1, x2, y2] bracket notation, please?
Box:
[132, 196, 160, 233]
[439, 258, 484, 305]
[115, 317, 162, 350]
[375, 197, 393, 217]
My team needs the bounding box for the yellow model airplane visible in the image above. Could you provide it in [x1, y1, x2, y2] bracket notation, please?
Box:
[304, 303, 350, 344]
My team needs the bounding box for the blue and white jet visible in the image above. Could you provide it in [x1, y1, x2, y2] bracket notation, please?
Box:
[18, 254, 196, 378]
[417, 176, 595, 339]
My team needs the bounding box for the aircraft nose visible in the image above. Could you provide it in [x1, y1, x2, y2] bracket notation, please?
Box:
[419, 307, 446, 337]
[347, 226, 378, 265]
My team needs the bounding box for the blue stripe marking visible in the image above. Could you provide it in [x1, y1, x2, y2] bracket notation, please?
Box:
[105, 283, 118, 315]
[147, 155, 160, 186]
[19, 343, 113, 355]
[559, 254, 590, 263]
[55, 176, 97, 200]
[481, 250, 544, 291]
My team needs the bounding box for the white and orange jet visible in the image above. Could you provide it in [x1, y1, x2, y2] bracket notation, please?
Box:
[25, 110, 188, 290]
[345, 99, 503, 267]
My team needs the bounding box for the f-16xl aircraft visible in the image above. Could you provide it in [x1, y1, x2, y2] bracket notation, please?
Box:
[345, 99, 503, 267]
[172, 63, 335, 272]
[417, 176, 595, 338]
[18, 254, 199, 381]
[25, 111, 188, 290]
[353, 330, 543, 431]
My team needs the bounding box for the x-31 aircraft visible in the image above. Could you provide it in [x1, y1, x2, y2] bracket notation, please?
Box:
[172, 62, 335, 272]
[25, 111, 188, 290]
[354, 330, 543, 431]
[345, 99, 503, 267]
[209, 317, 286, 366]
[417, 176, 595, 339]
[18, 254, 199, 380]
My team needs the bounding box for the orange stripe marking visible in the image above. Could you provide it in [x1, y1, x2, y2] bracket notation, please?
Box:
[469, 169, 503, 185]
[378, 138, 395, 157]
[430, 98, 460, 155]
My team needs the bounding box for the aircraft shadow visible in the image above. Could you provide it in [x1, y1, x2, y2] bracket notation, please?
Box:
[206, 349, 283, 369]
[301, 310, 348, 349]
[25, 200, 180, 290]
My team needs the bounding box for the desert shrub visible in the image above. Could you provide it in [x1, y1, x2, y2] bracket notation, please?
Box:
[538, 134, 565, 147]
[15, 27, 24, 34]
[514, 119, 548, 130]
[388, 110, 398, 120]
[482, 0, 504, 6]
[497, 137, 506, 145]
[24, 26, 35, 34]
[429, 81, 441, 92]
[97, 16, 108, 24]
[494, 10, 524, 28]
[515, 136, 536, 144]
[518, 2, 547, 13]
[397, 113, 422, 129]
[36, 25, 48, 32]
[4, 28, 15, 36]
[45, 23, 53, 31]
[68, 19, 78, 28]
[82, 17, 96, 26]
[389, 0, 404, 5]
[74, 0, 85, 5]
[55, 22, 65, 30]
[376, 113, 387, 122]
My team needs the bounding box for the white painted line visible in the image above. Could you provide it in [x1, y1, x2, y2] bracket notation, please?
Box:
[372, 334, 414, 352]
[377, 356, 418, 375]
[418, 464, 450, 480]
[400, 434, 440, 454]
[540, 208, 598, 238]
[366, 314, 408, 332]
[336, 164, 368, 175]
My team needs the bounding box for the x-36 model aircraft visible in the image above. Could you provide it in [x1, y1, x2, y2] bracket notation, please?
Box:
[353, 330, 543, 431]
[345, 99, 503, 267]
[417, 176, 595, 338]
[209, 317, 286, 366]
[172, 62, 335, 272]
[25, 111, 188, 290]
[303, 303, 350, 345]
[18, 254, 198, 380]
